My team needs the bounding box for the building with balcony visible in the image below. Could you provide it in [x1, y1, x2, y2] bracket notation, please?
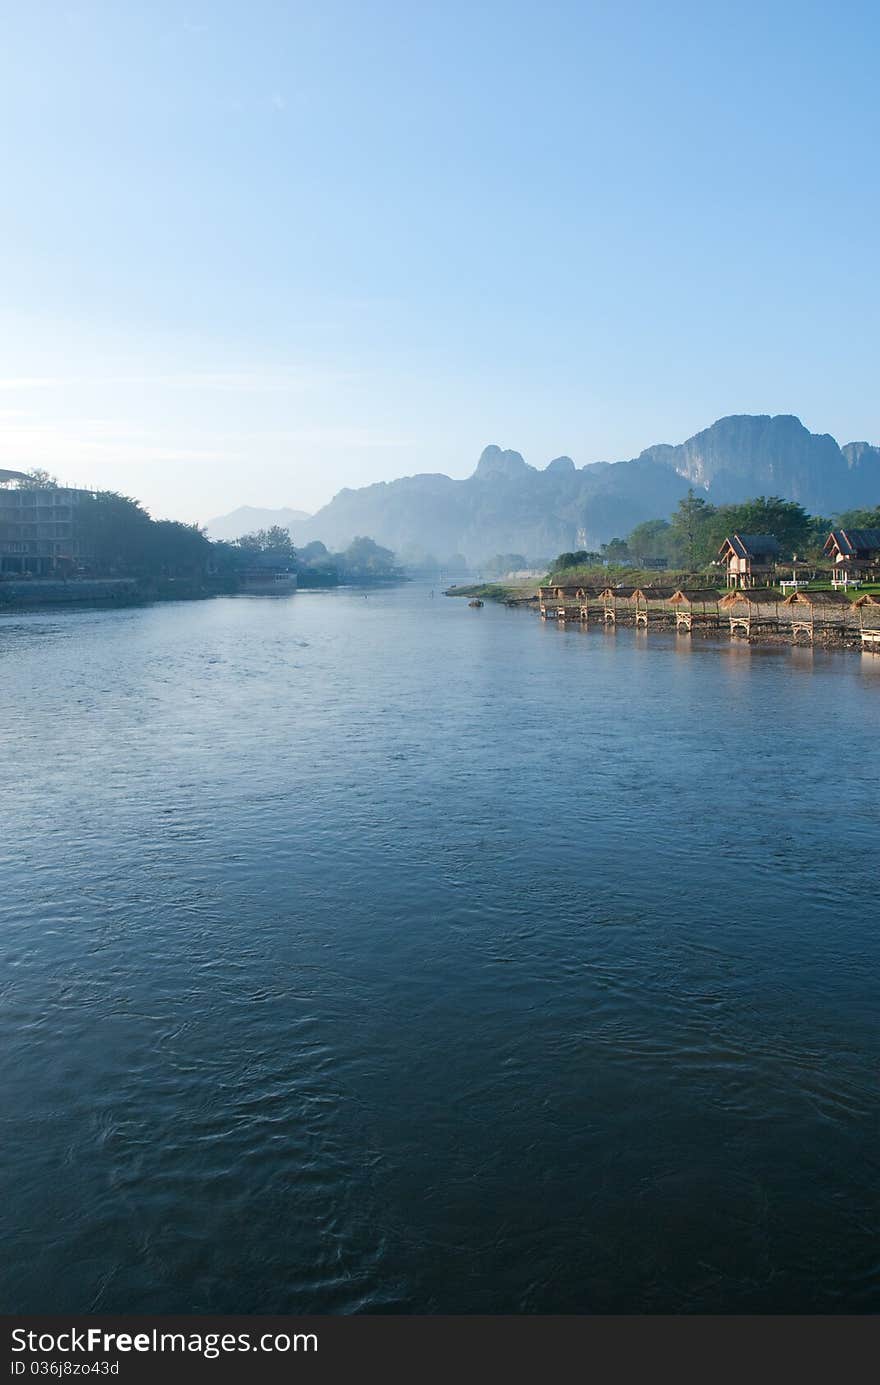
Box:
[822, 528, 880, 588]
[717, 533, 781, 588]
[0, 470, 93, 576]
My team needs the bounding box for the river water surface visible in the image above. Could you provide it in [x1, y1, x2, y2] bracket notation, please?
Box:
[1, 585, 878, 1312]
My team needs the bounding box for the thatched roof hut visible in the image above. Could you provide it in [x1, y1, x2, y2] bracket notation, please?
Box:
[718, 534, 781, 587]
[596, 585, 636, 623]
[631, 586, 677, 626]
[720, 587, 780, 605]
[782, 588, 853, 641]
[720, 587, 782, 636]
[782, 589, 851, 610]
[537, 580, 590, 621]
[631, 586, 677, 605]
[668, 588, 722, 630]
[824, 530, 880, 586]
[669, 588, 722, 608]
[853, 591, 880, 633]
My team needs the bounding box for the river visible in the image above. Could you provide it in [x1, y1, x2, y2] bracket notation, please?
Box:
[1, 585, 878, 1312]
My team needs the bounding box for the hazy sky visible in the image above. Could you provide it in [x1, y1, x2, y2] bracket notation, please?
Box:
[1, 1, 878, 524]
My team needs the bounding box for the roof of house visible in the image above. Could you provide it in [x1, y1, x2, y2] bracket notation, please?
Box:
[631, 587, 677, 600]
[0, 468, 30, 484]
[719, 533, 782, 560]
[853, 591, 880, 606]
[824, 528, 880, 556]
[597, 585, 636, 598]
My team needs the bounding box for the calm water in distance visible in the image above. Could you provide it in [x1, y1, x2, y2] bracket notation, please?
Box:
[1, 584, 878, 1313]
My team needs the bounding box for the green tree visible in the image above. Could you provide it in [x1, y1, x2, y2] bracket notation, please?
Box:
[555, 549, 605, 570]
[833, 506, 880, 529]
[600, 537, 631, 562]
[669, 489, 716, 568]
[337, 536, 399, 580]
[484, 553, 528, 576]
[235, 526, 297, 559]
[76, 491, 215, 578]
[76, 491, 154, 573]
[720, 496, 813, 556]
[16, 468, 60, 489]
[627, 518, 672, 564]
[147, 520, 214, 577]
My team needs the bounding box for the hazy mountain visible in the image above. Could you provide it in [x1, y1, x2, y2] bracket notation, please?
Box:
[841, 439, 880, 477]
[218, 416, 880, 563]
[636, 414, 869, 510]
[206, 505, 311, 541]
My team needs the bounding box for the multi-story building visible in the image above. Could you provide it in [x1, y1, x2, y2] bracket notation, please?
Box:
[0, 470, 92, 576]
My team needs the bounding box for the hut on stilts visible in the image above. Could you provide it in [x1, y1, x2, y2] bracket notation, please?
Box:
[631, 587, 677, 628]
[575, 587, 602, 622]
[668, 589, 722, 633]
[537, 585, 555, 618]
[552, 583, 586, 622]
[853, 591, 880, 651]
[538, 584, 582, 620]
[720, 588, 782, 639]
[782, 589, 854, 645]
[597, 585, 636, 625]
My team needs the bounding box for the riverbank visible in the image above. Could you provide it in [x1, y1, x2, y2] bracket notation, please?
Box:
[0, 575, 238, 610]
[446, 580, 880, 652]
[444, 580, 539, 605]
[0, 572, 414, 613]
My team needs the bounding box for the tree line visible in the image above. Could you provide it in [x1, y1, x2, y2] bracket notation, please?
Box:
[13, 474, 401, 586]
[554, 492, 880, 575]
[234, 526, 400, 584]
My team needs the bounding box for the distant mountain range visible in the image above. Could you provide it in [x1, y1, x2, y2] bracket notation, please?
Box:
[206, 505, 312, 541]
[207, 415, 880, 563]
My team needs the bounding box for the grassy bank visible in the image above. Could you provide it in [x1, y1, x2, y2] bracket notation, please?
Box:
[444, 580, 539, 603]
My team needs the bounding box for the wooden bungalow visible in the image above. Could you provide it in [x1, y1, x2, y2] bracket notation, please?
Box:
[597, 585, 636, 624]
[631, 586, 677, 627]
[720, 588, 782, 639]
[822, 529, 880, 588]
[781, 589, 853, 644]
[668, 588, 722, 633]
[853, 591, 880, 651]
[717, 533, 781, 588]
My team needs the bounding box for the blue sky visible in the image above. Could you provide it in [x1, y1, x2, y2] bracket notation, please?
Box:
[1, 1, 878, 522]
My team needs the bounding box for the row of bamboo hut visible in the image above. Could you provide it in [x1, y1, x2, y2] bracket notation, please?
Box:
[536, 584, 880, 650]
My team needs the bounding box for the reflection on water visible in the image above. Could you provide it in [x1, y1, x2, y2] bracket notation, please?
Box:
[0, 588, 878, 1313]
